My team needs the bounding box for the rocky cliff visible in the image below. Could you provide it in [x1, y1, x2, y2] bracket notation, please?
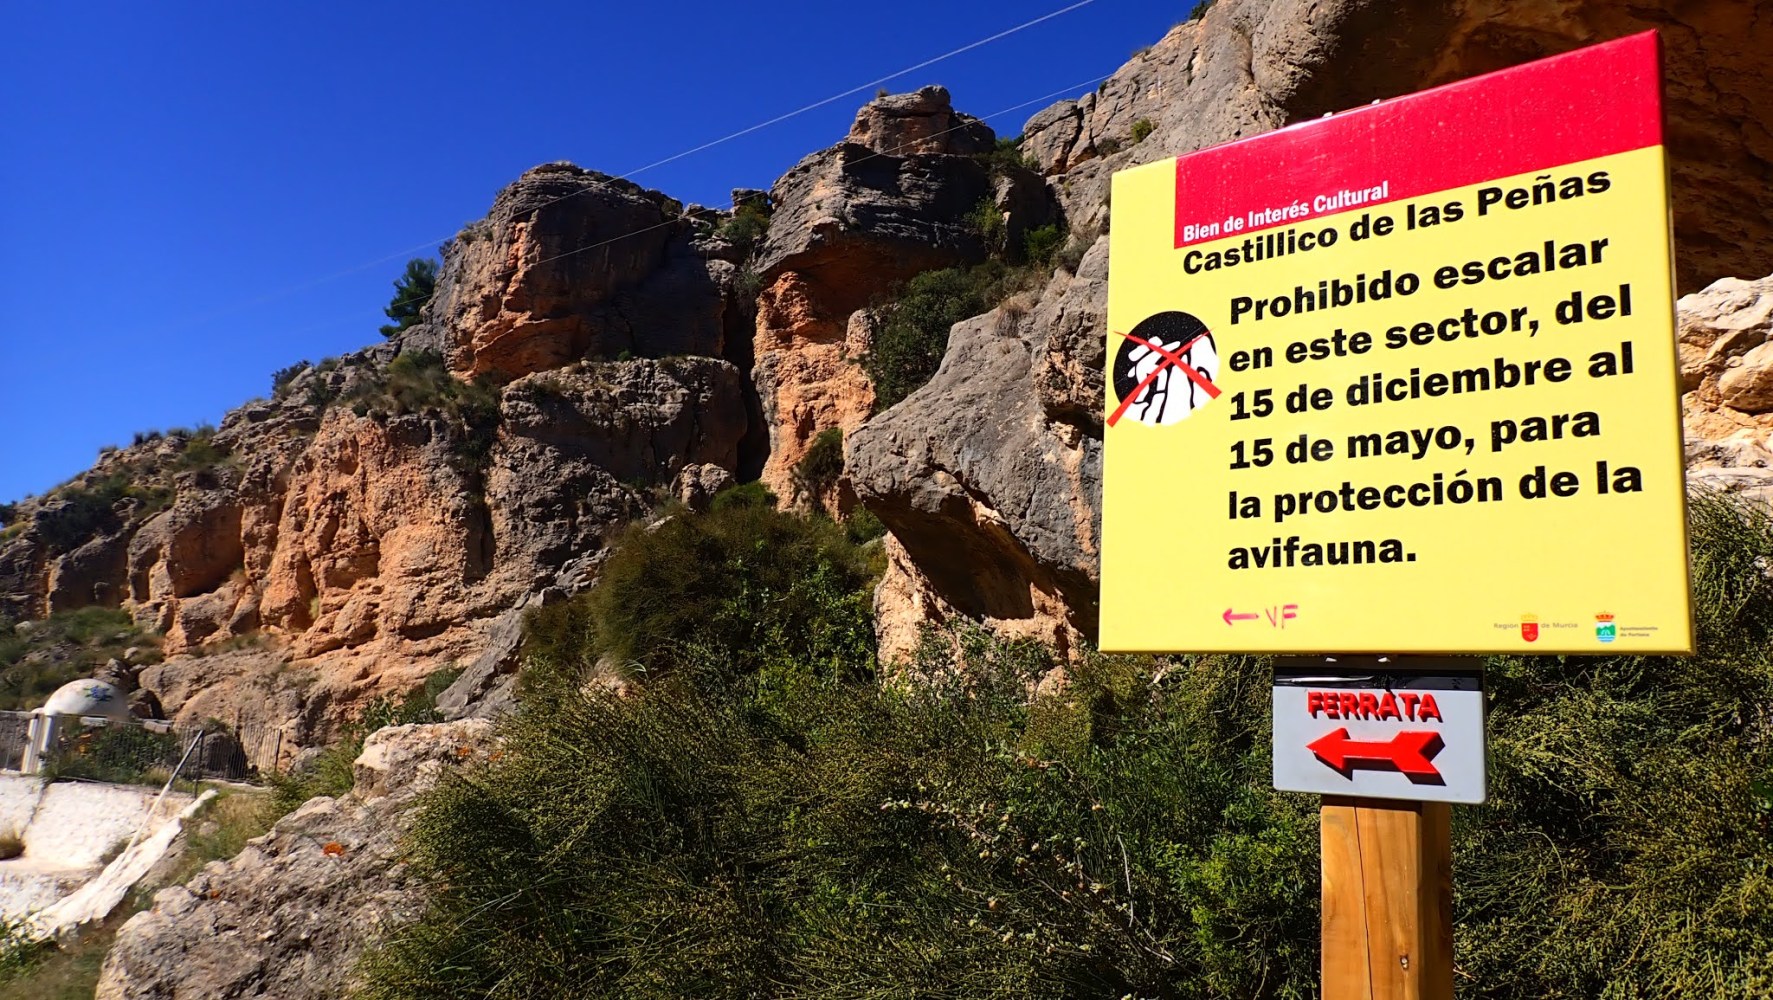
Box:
[45, 3, 1773, 996]
[3, 0, 1769, 747]
[0, 165, 756, 755]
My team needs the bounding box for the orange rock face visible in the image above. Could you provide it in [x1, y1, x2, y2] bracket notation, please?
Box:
[255, 413, 490, 658]
[429, 163, 734, 379]
[752, 273, 877, 506]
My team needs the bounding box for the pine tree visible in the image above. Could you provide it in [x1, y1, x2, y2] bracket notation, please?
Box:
[378, 258, 438, 338]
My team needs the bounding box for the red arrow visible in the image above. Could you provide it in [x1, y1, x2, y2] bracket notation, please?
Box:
[1307, 728, 1445, 779]
[1223, 608, 1259, 625]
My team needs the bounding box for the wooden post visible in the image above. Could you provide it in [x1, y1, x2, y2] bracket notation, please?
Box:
[1321, 796, 1453, 1000]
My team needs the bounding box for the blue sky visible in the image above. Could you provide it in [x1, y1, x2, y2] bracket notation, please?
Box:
[0, 0, 1184, 503]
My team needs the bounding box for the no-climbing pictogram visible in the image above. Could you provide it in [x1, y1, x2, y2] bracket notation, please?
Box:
[1108, 310, 1220, 426]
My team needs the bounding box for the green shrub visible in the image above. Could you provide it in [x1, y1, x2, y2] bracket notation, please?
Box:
[967, 198, 1007, 256]
[356, 630, 1314, 999]
[271, 361, 311, 397]
[1055, 232, 1093, 274]
[1130, 118, 1154, 144]
[977, 136, 1033, 176]
[1451, 487, 1773, 996]
[711, 480, 777, 512]
[175, 429, 227, 472]
[35, 480, 126, 553]
[734, 266, 763, 302]
[0, 504, 14, 529]
[355, 489, 1773, 999]
[1023, 224, 1065, 268]
[0, 917, 53, 989]
[844, 506, 887, 545]
[344, 350, 503, 479]
[378, 258, 438, 339]
[792, 428, 845, 499]
[1095, 137, 1122, 156]
[863, 266, 998, 411]
[718, 203, 772, 260]
[583, 501, 875, 680]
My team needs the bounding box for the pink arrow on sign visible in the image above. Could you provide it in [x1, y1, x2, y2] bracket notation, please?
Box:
[1307, 728, 1445, 780]
[1223, 608, 1259, 625]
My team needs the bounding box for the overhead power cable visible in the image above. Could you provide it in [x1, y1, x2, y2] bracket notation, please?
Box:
[352, 72, 1113, 323]
[144, 0, 1104, 339]
[271, 72, 1111, 343]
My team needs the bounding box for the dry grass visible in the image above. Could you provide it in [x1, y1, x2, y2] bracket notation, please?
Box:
[0, 928, 112, 1000]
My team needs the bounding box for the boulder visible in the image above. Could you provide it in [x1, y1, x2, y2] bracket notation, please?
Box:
[849, 239, 1108, 659]
[846, 85, 994, 157]
[434, 606, 527, 721]
[672, 463, 736, 513]
[95, 720, 496, 1000]
[127, 688, 164, 721]
[1719, 342, 1773, 413]
[46, 528, 134, 612]
[429, 162, 736, 378]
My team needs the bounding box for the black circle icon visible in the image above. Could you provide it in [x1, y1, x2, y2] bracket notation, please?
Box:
[1111, 310, 1218, 426]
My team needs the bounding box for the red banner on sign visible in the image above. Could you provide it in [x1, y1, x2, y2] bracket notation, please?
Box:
[1173, 31, 1663, 248]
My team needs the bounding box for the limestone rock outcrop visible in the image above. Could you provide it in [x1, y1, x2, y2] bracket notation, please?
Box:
[1, 166, 758, 752]
[849, 239, 1107, 660]
[429, 162, 746, 378]
[1680, 274, 1773, 503]
[751, 87, 1056, 506]
[95, 720, 496, 1000]
[846, 85, 994, 158]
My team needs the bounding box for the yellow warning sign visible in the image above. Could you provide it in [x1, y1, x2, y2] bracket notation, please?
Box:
[1100, 33, 1693, 654]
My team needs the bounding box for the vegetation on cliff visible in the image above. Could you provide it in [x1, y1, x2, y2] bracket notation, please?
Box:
[0, 606, 160, 712]
[861, 207, 1065, 413]
[352, 489, 1773, 999]
[378, 257, 439, 339]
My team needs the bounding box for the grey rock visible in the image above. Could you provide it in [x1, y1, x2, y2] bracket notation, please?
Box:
[95, 658, 137, 693]
[46, 528, 135, 612]
[846, 85, 994, 158]
[127, 688, 164, 721]
[848, 247, 1106, 642]
[435, 607, 527, 721]
[464, 674, 519, 721]
[731, 187, 770, 211]
[1020, 99, 1085, 176]
[486, 358, 749, 578]
[96, 721, 496, 1000]
[430, 162, 733, 377]
[754, 143, 996, 299]
[671, 463, 735, 513]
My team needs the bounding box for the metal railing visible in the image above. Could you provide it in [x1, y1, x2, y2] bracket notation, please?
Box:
[6, 712, 262, 784]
